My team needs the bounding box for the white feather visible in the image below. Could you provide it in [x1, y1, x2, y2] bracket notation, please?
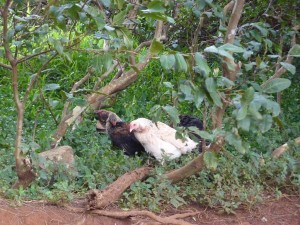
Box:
[130, 118, 197, 154]
[129, 118, 181, 161]
[155, 121, 198, 154]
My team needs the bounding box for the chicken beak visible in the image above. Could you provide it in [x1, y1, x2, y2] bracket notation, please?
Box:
[129, 124, 133, 133]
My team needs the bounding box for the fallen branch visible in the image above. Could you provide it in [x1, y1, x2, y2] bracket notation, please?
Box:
[90, 209, 196, 225]
[272, 136, 300, 158]
[86, 166, 152, 209]
[165, 136, 225, 183]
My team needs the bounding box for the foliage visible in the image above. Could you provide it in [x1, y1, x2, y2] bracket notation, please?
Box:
[0, 0, 299, 214]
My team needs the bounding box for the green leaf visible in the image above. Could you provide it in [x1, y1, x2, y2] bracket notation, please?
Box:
[179, 83, 193, 101]
[218, 49, 234, 60]
[113, 9, 127, 25]
[261, 78, 291, 93]
[217, 77, 235, 88]
[236, 106, 248, 121]
[50, 38, 64, 55]
[218, 43, 245, 53]
[160, 55, 175, 70]
[100, 0, 111, 7]
[238, 116, 251, 131]
[248, 102, 263, 120]
[194, 88, 205, 109]
[225, 132, 246, 154]
[241, 87, 254, 106]
[175, 53, 188, 72]
[258, 115, 273, 133]
[150, 39, 163, 55]
[163, 82, 173, 89]
[280, 62, 296, 74]
[251, 22, 268, 36]
[117, 27, 133, 49]
[144, 1, 166, 13]
[204, 45, 218, 54]
[43, 83, 60, 91]
[288, 44, 300, 57]
[204, 151, 218, 171]
[162, 105, 180, 124]
[194, 52, 211, 76]
[197, 131, 214, 141]
[205, 78, 222, 107]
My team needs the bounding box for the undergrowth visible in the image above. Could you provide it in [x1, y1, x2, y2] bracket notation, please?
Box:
[0, 52, 299, 214]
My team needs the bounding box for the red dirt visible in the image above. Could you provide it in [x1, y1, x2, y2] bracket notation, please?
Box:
[0, 195, 299, 225]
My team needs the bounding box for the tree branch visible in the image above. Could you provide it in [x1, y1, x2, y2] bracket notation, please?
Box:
[0, 62, 12, 70]
[213, 0, 245, 129]
[23, 53, 58, 104]
[93, 61, 118, 90]
[165, 136, 225, 183]
[264, 26, 298, 83]
[17, 49, 54, 64]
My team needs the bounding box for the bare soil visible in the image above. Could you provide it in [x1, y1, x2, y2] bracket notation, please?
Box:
[0, 195, 299, 225]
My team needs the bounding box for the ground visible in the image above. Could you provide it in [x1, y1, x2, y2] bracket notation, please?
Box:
[0, 195, 299, 225]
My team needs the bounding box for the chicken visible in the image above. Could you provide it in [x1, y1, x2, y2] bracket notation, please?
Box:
[94, 110, 145, 156]
[129, 118, 181, 161]
[179, 115, 203, 133]
[178, 115, 204, 152]
[94, 109, 111, 133]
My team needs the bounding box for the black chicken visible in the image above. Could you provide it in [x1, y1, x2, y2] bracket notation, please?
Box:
[94, 110, 145, 156]
[178, 115, 204, 152]
[179, 115, 203, 138]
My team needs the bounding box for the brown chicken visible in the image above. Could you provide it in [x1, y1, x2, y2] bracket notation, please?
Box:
[94, 110, 145, 156]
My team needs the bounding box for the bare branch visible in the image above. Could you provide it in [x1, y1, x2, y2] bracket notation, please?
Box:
[191, 16, 204, 53]
[272, 136, 300, 158]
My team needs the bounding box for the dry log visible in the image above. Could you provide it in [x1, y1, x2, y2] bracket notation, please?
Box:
[87, 166, 152, 209]
[272, 136, 300, 158]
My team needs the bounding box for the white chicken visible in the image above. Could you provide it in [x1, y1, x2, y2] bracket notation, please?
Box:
[129, 118, 198, 161]
[155, 121, 198, 154]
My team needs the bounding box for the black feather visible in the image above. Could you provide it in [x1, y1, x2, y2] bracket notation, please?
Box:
[107, 121, 145, 156]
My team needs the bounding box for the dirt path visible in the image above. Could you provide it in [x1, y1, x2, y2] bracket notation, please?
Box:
[0, 195, 299, 225]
